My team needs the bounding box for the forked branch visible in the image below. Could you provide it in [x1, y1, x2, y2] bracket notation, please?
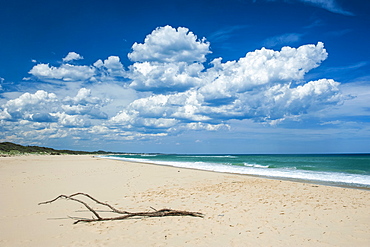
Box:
[39, 193, 204, 224]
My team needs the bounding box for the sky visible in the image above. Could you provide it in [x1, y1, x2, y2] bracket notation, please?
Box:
[0, 0, 369, 154]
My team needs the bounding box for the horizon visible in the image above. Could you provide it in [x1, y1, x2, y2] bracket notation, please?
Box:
[7, 141, 370, 156]
[0, 0, 369, 154]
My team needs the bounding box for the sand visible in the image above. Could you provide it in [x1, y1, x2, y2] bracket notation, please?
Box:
[0, 155, 369, 247]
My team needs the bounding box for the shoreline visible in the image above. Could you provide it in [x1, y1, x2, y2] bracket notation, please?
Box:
[99, 155, 370, 191]
[1, 155, 369, 246]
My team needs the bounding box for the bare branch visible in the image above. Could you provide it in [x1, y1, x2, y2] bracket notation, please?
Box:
[39, 194, 102, 220]
[39, 193, 204, 224]
[68, 192, 131, 214]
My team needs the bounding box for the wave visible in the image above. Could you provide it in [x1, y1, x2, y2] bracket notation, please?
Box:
[101, 156, 370, 188]
[243, 163, 269, 168]
[176, 155, 237, 158]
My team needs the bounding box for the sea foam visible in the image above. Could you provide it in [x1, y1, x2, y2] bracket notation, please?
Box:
[102, 156, 370, 188]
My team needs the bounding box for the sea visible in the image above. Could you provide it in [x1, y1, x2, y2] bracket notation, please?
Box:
[103, 154, 370, 189]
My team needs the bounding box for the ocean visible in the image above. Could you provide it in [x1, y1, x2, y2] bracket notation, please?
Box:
[104, 154, 370, 189]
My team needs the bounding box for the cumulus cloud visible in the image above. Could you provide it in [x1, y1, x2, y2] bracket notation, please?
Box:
[1, 25, 347, 144]
[109, 94, 179, 130]
[93, 56, 126, 79]
[0, 90, 58, 121]
[110, 77, 342, 130]
[29, 63, 96, 82]
[200, 42, 328, 102]
[126, 26, 211, 93]
[108, 38, 341, 131]
[63, 88, 102, 105]
[0, 87, 109, 138]
[29, 55, 127, 84]
[128, 61, 204, 92]
[62, 88, 108, 119]
[63, 52, 84, 62]
[52, 112, 89, 127]
[128, 25, 211, 63]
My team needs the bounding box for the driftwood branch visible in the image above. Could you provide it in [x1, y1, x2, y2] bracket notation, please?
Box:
[39, 193, 203, 224]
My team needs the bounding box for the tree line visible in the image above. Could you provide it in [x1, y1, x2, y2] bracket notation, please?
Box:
[0, 142, 111, 155]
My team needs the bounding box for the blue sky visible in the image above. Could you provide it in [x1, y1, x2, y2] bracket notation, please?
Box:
[0, 0, 369, 154]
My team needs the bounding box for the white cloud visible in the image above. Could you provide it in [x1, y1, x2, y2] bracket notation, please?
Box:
[89, 83, 138, 118]
[51, 112, 89, 127]
[128, 25, 211, 63]
[109, 90, 209, 130]
[93, 56, 126, 78]
[0, 77, 4, 91]
[203, 78, 342, 123]
[128, 61, 204, 92]
[88, 125, 110, 134]
[1, 26, 351, 144]
[200, 42, 328, 101]
[63, 88, 102, 105]
[63, 52, 84, 62]
[185, 122, 230, 131]
[62, 88, 108, 119]
[109, 94, 179, 130]
[109, 78, 342, 130]
[29, 63, 95, 82]
[0, 109, 11, 120]
[0, 90, 58, 121]
[0, 88, 111, 143]
[29, 55, 127, 85]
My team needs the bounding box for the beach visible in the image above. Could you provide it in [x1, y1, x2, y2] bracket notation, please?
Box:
[0, 155, 369, 246]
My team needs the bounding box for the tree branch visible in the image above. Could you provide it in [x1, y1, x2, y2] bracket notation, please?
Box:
[39, 193, 204, 224]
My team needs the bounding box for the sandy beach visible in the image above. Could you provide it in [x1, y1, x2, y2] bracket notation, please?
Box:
[0, 155, 369, 246]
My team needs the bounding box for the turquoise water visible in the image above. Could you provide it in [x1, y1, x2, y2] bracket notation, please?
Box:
[105, 154, 370, 188]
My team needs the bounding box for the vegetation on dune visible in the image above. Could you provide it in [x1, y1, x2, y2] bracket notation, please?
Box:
[0, 142, 110, 156]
